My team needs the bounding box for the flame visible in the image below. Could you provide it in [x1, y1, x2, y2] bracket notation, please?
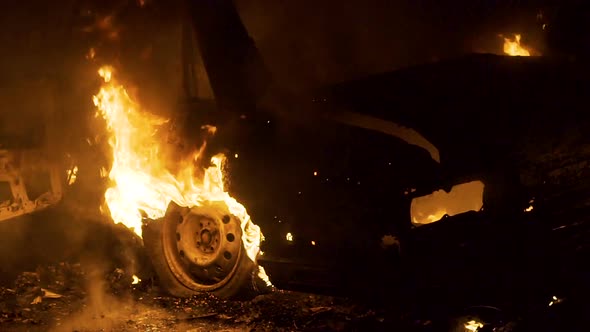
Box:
[503, 34, 531, 56]
[464, 320, 484, 332]
[132, 275, 141, 285]
[66, 166, 79, 186]
[92, 66, 262, 262]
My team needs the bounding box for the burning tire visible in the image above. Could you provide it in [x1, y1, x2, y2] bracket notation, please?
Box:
[143, 201, 265, 299]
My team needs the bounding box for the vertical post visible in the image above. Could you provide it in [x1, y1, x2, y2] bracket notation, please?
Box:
[185, 0, 271, 114]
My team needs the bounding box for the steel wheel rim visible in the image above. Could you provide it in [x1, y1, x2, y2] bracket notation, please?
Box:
[162, 202, 243, 292]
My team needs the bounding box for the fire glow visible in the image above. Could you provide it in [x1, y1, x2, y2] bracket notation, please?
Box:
[411, 181, 484, 225]
[92, 66, 262, 262]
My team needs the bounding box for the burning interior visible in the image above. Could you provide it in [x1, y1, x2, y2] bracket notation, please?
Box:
[410, 181, 485, 226]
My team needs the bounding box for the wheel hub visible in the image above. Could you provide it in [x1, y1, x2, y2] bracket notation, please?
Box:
[200, 230, 212, 245]
[193, 219, 219, 253]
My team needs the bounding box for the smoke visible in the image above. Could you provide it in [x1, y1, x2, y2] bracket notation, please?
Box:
[51, 262, 133, 332]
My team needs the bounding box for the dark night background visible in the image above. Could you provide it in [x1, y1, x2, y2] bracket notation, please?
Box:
[0, 0, 567, 155]
[0, 1, 558, 99]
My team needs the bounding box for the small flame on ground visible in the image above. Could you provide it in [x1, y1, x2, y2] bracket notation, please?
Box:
[524, 198, 534, 212]
[464, 320, 484, 332]
[67, 166, 79, 186]
[257, 266, 273, 288]
[502, 34, 531, 56]
[132, 275, 141, 285]
[286, 232, 293, 242]
[92, 66, 263, 263]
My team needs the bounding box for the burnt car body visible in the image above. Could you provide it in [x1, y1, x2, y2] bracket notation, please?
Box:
[226, 54, 590, 306]
[174, 0, 590, 326]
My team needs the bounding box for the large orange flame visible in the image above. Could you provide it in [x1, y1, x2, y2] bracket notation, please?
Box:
[92, 66, 262, 262]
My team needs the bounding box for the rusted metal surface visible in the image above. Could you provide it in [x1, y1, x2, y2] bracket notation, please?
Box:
[0, 149, 62, 222]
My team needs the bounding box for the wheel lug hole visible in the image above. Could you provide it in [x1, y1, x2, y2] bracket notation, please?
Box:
[176, 232, 181, 241]
[222, 215, 230, 224]
[223, 251, 232, 260]
[179, 250, 185, 258]
[226, 233, 235, 242]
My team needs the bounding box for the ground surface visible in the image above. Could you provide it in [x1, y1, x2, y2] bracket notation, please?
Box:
[0, 263, 404, 332]
[0, 211, 417, 332]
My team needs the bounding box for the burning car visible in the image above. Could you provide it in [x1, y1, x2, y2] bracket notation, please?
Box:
[1, 2, 589, 329]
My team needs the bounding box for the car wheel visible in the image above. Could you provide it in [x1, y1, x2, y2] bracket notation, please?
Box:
[143, 201, 265, 299]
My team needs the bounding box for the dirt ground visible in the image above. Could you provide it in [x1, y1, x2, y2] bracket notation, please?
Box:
[0, 263, 406, 332]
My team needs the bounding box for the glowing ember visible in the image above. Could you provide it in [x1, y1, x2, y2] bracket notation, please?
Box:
[86, 48, 96, 60]
[502, 34, 531, 56]
[132, 275, 141, 285]
[548, 295, 563, 306]
[524, 198, 534, 212]
[92, 66, 262, 262]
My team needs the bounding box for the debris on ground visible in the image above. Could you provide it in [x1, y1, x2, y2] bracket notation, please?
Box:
[0, 261, 396, 331]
